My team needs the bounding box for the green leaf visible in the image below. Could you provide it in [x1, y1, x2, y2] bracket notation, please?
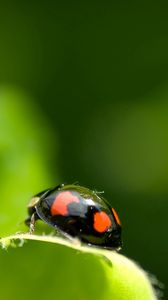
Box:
[0, 233, 158, 300]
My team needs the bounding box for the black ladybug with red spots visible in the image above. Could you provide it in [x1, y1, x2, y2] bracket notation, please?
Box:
[25, 184, 122, 250]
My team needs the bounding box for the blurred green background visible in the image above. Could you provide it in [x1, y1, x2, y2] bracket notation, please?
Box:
[0, 1, 167, 299]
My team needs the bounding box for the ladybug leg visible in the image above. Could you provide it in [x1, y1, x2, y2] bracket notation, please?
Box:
[28, 212, 39, 234]
[24, 216, 32, 227]
[57, 228, 81, 247]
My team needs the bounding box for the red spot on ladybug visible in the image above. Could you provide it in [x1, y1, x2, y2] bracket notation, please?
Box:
[93, 211, 112, 233]
[51, 191, 80, 216]
[112, 208, 121, 225]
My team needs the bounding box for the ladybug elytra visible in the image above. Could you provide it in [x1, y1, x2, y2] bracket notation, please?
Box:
[25, 184, 122, 250]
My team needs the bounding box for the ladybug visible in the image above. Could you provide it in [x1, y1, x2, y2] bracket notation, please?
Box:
[25, 184, 122, 250]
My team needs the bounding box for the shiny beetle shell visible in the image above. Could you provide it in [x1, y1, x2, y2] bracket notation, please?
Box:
[26, 184, 122, 250]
